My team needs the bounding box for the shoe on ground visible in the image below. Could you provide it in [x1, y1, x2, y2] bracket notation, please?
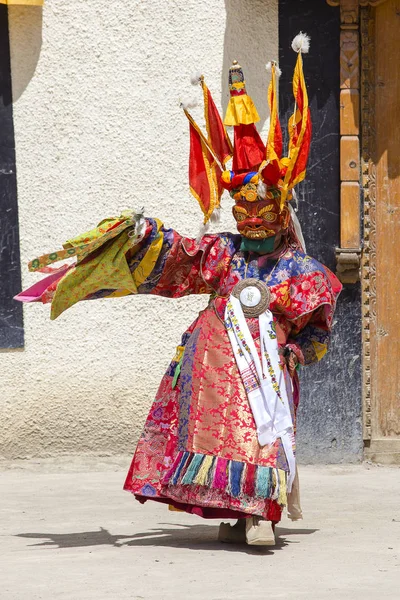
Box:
[245, 516, 276, 546]
[218, 519, 246, 544]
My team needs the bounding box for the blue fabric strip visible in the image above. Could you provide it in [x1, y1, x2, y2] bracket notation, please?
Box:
[177, 328, 200, 450]
[172, 451, 190, 485]
[243, 171, 257, 184]
[181, 453, 204, 485]
[229, 460, 245, 498]
[255, 466, 271, 498]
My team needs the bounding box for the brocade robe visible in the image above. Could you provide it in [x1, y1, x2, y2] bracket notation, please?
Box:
[18, 214, 342, 521]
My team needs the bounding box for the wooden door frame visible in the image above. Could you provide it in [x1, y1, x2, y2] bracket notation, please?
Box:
[326, 0, 399, 462]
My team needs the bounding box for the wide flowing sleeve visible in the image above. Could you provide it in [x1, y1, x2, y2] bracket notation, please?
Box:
[285, 304, 336, 366]
[284, 265, 342, 366]
[16, 211, 236, 320]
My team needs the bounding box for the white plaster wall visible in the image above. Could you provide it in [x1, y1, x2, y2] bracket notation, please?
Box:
[1, 0, 278, 459]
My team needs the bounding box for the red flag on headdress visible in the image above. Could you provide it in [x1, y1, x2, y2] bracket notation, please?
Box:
[187, 113, 222, 224]
[232, 124, 265, 172]
[203, 83, 232, 167]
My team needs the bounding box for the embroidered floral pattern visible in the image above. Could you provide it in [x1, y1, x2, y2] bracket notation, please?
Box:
[23, 217, 341, 518]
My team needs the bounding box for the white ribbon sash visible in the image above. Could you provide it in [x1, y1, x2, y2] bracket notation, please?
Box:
[225, 295, 296, 491]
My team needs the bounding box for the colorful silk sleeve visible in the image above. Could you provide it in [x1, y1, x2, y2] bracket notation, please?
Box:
[286, 304, 333, 366]
[128, 224, 212, 298]
[17, 213, 234, 319]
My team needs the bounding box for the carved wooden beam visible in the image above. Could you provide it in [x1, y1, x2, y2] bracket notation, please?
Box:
[359, 7, 375, 441]
[329, 0, 363, 283]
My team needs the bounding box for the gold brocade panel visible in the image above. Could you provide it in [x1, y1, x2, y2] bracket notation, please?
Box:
[188, 309, 284, 467]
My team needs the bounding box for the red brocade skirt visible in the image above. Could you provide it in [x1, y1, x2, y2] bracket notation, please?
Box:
[123, 306, 297, 522]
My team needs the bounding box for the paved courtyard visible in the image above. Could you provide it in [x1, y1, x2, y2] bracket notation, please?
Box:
[1, 456, 399, 600]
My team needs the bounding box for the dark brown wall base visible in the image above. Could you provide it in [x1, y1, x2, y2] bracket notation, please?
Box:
[0, 6, 24, 349]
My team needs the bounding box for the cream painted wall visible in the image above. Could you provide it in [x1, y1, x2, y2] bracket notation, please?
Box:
[1, 0, 278, 459]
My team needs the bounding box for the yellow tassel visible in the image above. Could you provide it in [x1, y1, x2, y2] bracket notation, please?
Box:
[173, 345, 185, 363]
[193, 455, 214, 486]
[221, 170, 232, 184]
[278, 470, 288, 507]
[312, 341, 328, 361]
[168, 504, 183, 512]
[271, 468, 278, 499]
[224, 95, 260, 127]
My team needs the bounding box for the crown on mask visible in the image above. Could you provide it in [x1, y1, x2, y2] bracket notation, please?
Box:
[182, 32, 312, 224]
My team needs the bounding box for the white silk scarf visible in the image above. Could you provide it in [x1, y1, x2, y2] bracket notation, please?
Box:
[225, 295, 296, 492]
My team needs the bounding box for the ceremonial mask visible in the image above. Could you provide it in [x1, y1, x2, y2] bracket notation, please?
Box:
[232, 190, 290, 240]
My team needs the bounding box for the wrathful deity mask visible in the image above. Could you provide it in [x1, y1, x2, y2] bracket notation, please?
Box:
[232, 192, 290, 240]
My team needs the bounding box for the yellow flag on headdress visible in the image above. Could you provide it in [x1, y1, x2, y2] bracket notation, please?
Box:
[224, 61, 260, 127]
[266, 62, 283, 168]
[281, 34, 312, 208]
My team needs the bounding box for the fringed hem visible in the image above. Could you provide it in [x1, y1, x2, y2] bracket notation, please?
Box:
[162, 451, 288, 507]
[134, 494, 283, 522]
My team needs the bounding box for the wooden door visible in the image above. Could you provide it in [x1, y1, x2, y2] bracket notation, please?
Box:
[362, 0, 400, 462]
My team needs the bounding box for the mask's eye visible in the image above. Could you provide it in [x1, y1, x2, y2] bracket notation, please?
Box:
[258, 204, 278, 223]
[233, 207, 248, 222]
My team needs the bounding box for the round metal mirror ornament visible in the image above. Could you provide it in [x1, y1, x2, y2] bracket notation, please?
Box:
[231, 278, 271, 317]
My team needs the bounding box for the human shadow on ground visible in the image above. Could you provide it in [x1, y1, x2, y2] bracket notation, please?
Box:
[16, 527, 133, 549]
[16, 524, 318, 555]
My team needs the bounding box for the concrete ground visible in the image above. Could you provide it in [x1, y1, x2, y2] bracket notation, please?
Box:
[1, 457, 400, 600]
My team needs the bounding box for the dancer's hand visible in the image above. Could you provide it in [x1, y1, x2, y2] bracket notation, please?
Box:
[286, 350, 298, 376]
[281, 347, 298, 376]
